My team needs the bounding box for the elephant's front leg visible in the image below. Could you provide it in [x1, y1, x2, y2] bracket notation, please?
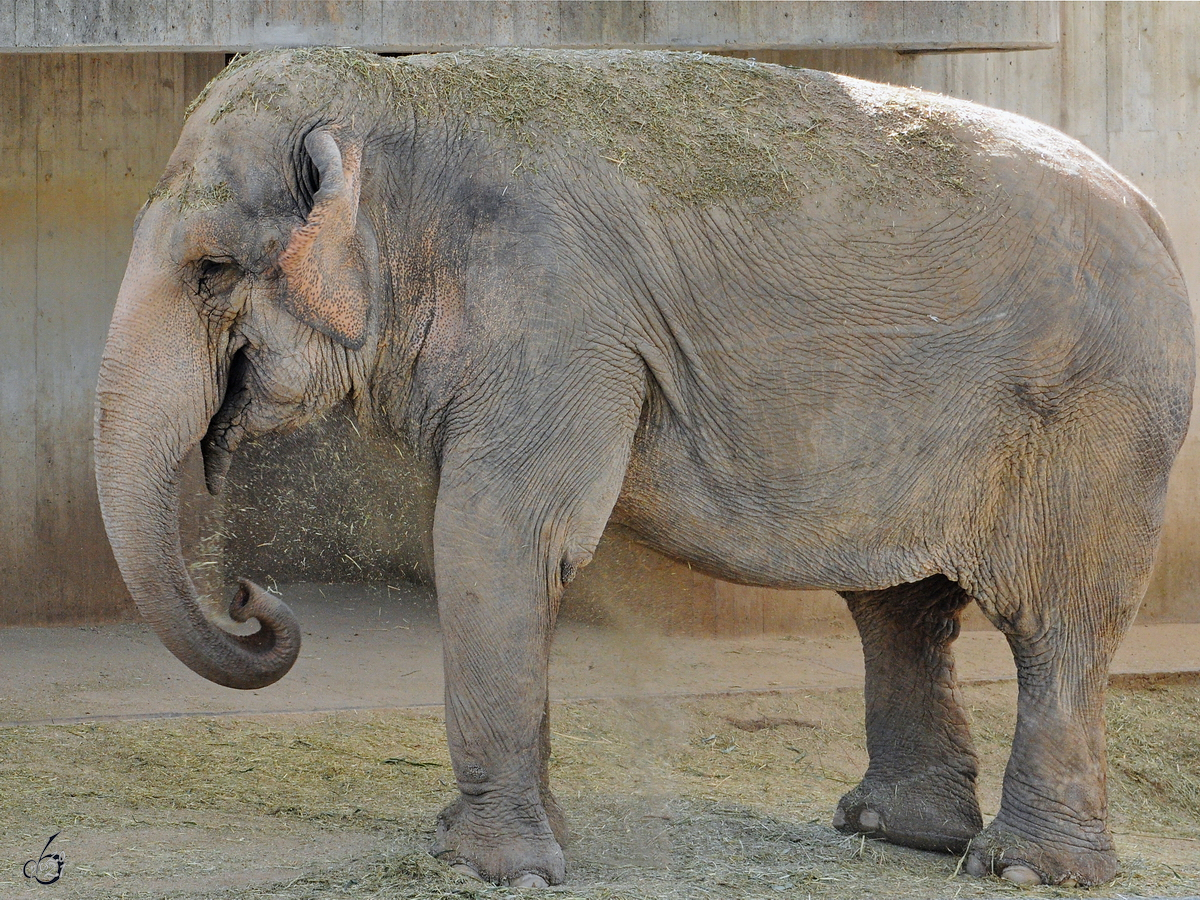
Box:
[431, 501, 567, 887]
[425, 381, 638, 886]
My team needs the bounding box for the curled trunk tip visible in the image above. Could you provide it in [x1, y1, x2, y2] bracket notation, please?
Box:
[222, 579, 303, 688]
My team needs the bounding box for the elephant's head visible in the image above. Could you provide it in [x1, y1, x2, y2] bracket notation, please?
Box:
[94, 56, 387, 689]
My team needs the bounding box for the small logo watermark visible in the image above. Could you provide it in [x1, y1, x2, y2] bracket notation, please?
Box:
[23, 832, 65, 885]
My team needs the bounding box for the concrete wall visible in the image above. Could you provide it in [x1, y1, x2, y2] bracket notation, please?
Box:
[3, 1, 1057, 53]
[1, 2, 1198, 632]
[0, 52, 227, 623]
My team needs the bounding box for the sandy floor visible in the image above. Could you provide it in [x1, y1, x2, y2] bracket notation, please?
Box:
[1, 584, 1198, 899]
[1, 583, 1196, 726]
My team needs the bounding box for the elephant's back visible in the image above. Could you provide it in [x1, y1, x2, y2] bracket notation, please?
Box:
[200, 47, 1007, 212]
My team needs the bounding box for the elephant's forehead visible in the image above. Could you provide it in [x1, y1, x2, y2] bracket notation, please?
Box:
[147, 164, 233, 212]
[148, 124, 283, 216]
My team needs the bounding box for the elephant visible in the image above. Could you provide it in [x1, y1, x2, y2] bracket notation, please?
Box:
[94, 48, 1195, 888]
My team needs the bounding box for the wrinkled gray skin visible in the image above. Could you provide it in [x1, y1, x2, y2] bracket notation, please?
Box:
[95, 50, 1195, 889]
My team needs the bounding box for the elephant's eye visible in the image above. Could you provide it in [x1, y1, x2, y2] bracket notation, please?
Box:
[195, 257, 239, 303]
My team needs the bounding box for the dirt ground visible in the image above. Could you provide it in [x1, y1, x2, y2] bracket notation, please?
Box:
[2, 678, 1198, 900]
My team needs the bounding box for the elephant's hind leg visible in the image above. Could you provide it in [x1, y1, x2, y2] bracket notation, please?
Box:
[965, 578, 1137, 886]
[962, 422, 1170, 885]
[835, 575, 983, 852]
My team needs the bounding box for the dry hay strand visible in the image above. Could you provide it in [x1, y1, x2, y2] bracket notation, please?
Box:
[0, 711, 450, 835]
[145, 172, 234, 211]
[2, 683, 1197, 898]
[1106, 679, 1200, 837]
[185, 47, 983, 210]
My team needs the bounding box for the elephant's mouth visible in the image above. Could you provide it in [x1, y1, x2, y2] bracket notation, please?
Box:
[200, 345, 252, 496]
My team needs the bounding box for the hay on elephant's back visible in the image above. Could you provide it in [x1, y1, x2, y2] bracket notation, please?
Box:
[190, 47, 982, 209]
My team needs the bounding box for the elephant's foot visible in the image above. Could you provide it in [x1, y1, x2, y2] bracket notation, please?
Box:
[964, 817, 1117, 887]
[433, 794, 566, 886]
[834, 769, 982, 853]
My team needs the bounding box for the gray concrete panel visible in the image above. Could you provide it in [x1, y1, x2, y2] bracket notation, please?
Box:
[10, 0, 33, 46]
[0, 146, 37, 600]
[2, 0, 1059, 52]
[1059, 0, 1108, 158]
[33, 144, 127, 622]
[641, 0, 1057, 52]
[223, 0, 372, 49]
[0, 51, 227, 625]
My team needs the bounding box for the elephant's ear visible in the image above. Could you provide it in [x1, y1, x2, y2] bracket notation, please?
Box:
[278, 130, 376, 350]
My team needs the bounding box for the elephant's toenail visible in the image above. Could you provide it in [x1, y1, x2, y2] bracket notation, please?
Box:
[965, 853, 988, 877]
[858, 809, 880, 830]
[510, 873, 550, 888]
[1001, 864, 1042, 885]
[450, 863, 484, 882]
[832, 809, 846, 828]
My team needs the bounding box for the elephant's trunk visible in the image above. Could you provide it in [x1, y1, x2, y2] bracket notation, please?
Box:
[94, 247, 300, 690]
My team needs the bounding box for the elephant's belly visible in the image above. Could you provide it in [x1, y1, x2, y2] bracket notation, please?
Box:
[611, 428, 958, 593]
